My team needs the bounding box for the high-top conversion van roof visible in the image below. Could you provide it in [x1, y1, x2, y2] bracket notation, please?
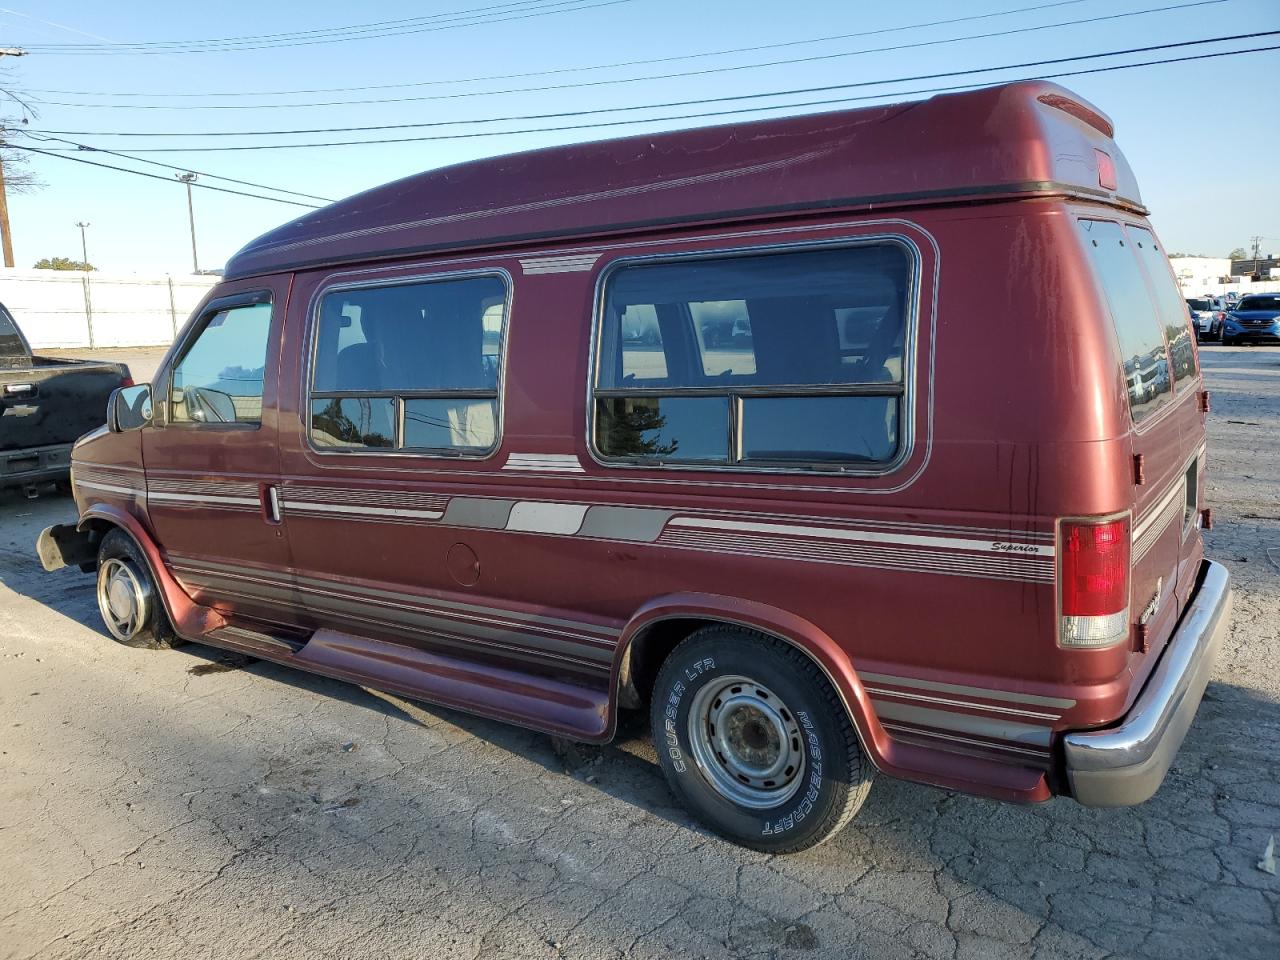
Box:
[42, 80, 1231, 852]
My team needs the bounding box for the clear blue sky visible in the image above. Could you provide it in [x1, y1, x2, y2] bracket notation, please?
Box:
[2, 0, 1278, 274]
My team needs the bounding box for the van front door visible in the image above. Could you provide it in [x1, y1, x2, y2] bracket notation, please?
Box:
[142, 278, 300, 630]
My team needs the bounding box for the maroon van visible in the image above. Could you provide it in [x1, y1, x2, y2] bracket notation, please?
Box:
[39, 81, 1231, 852]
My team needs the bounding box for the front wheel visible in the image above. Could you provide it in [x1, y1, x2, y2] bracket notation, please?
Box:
[95, 529, 177, 649]
[650, 625, 873, 853]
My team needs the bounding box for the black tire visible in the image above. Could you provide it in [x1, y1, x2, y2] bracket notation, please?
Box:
[650, 625, 873, 853]
[96, 529, 179, 649]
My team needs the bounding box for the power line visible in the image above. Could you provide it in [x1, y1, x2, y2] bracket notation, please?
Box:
[16, 0, 636, 55]
[20, 0, 1226, 112]
[32, 31, 1278, 139]
[18, 133, 337, 202]
[4, 144, 323, 207]
[35, 42, 1276, 154]
[21, 0, 1094, 97]
[14, 0, 589, 50]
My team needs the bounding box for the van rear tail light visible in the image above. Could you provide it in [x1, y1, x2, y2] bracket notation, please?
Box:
[1059, 517, 1130, 649]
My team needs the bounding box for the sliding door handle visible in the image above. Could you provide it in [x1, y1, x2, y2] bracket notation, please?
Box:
[261, 484, 282, 524]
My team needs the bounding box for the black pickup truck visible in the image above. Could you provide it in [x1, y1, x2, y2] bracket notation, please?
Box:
[1, 302, 131, 494]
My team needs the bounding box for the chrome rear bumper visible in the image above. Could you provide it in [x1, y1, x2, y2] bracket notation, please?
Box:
[1063, 559, 1231, 807]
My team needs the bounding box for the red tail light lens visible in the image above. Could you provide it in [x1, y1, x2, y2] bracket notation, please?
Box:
[1059, 517, 1130, 648]
[121, 376, 135, 388]
[1094, 149, 1117, 190]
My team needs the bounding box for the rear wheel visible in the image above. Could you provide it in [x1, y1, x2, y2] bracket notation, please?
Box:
[650, 625, 872, 853]
[95, 529, 177, 649]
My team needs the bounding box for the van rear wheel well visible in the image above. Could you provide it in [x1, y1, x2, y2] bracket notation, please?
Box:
[619, 618, 707, 710]
[618, 616, 853, 725]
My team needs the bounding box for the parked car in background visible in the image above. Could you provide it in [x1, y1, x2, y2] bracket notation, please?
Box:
[1221, 294, 1280, 345]
[1185, 298, 1219, 340]
[1, 302, 131, 495]
[39, 81, 1230, 853]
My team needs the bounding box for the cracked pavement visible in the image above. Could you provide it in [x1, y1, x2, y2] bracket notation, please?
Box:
[1, 345, 1277, 959]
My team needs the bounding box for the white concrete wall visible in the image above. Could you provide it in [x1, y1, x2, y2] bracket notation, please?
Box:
[1169, 257, 1280, 298]
[0, 269, 219, 349]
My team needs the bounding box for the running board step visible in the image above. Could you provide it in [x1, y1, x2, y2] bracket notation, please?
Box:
[205, 624, 309, 658]
[293, 629, 610, 742]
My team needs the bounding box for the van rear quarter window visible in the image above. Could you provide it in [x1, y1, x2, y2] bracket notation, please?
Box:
[1078, 219, 1173, 424]
[310, 273, 507, 455]
[593, 242, 912, 468]
[1127, 227, 1197, 390]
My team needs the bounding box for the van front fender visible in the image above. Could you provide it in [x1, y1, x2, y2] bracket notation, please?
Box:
[613, 593, 892, 770]
[77, 504, 225, 637]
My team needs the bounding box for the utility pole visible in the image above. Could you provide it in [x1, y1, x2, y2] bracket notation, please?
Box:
[176, 172, 199, 273]
[0, 48, 27, 269]
[1250, 236, 1263, 260]
[75, 221, 91, 269]
[0, 153, 13, 268]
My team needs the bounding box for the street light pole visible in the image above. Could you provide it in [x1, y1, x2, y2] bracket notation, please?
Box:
[75, 221, 90, 269]
[176, 172, 199, 273]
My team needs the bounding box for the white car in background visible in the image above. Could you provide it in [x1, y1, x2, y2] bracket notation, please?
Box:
[1186, 297, 1223, 341]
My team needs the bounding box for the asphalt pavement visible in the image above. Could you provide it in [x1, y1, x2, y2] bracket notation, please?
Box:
[0, 345, 1276, 960]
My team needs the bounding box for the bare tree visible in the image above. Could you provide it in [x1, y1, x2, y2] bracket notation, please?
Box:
[1, 68, 46, 194]
[0, 142, 45, 194]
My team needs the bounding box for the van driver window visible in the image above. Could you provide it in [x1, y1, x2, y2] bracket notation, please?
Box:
[170, 301, 272, 425]
[593, 243, 912, 467]
[310, 274, 507, 455]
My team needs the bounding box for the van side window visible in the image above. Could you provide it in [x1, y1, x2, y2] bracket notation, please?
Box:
[170, 301, 271, 425]
[593, 243, 912, 468]
[1127, 227, 1197, 391]
[310, 273, 507, 455]
[1078, 220, 1172, 424]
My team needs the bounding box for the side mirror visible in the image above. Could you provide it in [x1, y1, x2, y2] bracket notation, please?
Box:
[107, 383, 153, 433]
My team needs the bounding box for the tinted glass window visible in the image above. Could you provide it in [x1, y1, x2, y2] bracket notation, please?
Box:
[403, 398, 496, 452]
[1186, 299, 1211, 311]
[170, 302, 271, 424]
[311, 274, 506, 455]
[595, 244, 911, 466]
[314, 275, 504, 393]
[1237, 297, 1280, 311]
[1078, 220, 1172, 423]
[0, 306, 26, 361]
[311, 397, 395, 449]
[597, 396, 729, 463]
[1128, 227, 1196, 390]
[740, 396, 898, 463]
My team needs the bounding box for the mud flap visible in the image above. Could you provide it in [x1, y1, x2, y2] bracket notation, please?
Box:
[36, 524, 97, 572]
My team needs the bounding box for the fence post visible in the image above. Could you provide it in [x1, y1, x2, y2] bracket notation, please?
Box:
[81, 273, 96, 349]
[167, 276, 178, 337]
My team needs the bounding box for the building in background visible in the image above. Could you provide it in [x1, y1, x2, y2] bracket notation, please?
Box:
[1230, 255, 1280, 282]
[1169, 256, 1279, 298]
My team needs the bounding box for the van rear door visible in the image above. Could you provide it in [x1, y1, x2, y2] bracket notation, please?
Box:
[1077, 219, 1184, 679]
[1124, 225, 1205, 608]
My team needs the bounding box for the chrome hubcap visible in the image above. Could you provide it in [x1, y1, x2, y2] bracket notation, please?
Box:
[96, 558, 150, 642]
[687, 675, 805, 809]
